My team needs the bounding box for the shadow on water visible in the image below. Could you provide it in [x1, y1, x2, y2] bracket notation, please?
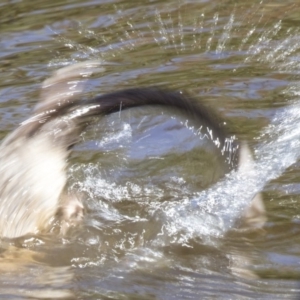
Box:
[1, 0, 300, 299]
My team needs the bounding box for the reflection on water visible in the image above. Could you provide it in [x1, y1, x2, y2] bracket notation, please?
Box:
[1, 0, 300, 299]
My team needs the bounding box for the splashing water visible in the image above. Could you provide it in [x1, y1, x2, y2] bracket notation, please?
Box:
[159, 18, 300, 241]
[58, 3, 300, 246]
[4, 1, 300, 298]
[162, 102, 300, 240]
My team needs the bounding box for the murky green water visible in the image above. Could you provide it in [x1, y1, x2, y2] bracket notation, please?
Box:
[1, 0, 300, 299]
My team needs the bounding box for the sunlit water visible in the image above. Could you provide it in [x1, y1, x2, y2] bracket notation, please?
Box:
[1, 0, 300, 299]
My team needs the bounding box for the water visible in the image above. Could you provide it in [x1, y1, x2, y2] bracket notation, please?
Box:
[1, 0, 300, 299]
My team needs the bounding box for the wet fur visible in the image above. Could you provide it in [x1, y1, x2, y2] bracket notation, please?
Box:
[0, 62, 265, 238]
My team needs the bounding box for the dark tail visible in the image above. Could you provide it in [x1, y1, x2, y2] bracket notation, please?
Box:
[3, 62, 239, 168]
[82, 88, 239, 167]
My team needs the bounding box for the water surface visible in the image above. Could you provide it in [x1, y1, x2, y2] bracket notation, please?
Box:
[1, 0, 300, 299]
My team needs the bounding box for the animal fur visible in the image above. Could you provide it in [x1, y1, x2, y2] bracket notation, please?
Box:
[0, 61, 265, 238]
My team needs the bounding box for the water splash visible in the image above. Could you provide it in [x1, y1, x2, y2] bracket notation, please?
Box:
[59, 3, 300, 245]
[206, 13, 219, 53]
[216, 13, 234, 55]
[161, 101, 300, 240]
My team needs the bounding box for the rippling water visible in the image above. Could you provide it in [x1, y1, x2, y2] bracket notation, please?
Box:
[1, 0, 300, 299]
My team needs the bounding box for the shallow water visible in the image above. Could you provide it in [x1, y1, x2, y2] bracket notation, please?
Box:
[1, 0, 300, 299]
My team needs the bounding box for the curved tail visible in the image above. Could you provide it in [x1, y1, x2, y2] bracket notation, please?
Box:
[4, 62, 239, 169]
[0, 61, 264, 238]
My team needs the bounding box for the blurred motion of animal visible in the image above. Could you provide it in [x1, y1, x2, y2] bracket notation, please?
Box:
[0, 61, 265, 239]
